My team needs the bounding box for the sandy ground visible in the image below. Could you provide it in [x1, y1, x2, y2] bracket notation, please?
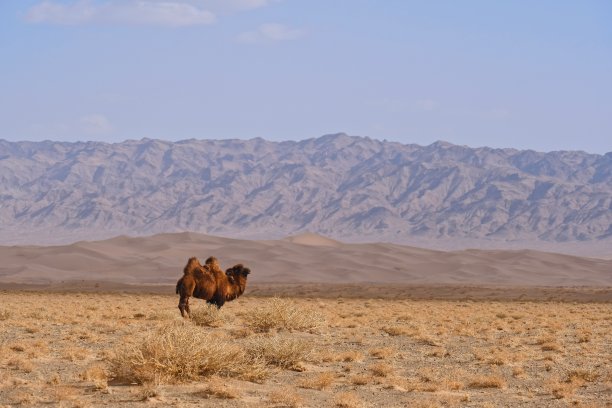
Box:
[0, 291, 610, 408]
[0, 282, 611, 303]
[1, 233, 610, 406]
[0, 232, 610, 288]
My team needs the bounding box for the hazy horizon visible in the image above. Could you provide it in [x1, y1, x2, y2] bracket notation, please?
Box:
[2, 132, 611, 156]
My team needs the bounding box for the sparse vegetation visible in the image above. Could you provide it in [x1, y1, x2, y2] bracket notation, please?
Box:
[190, 304, 226, 327]
[298, 371, 335, 390]
[109, 321, 266, 384]
[0, 291, 609, 406]
[268, 386, 303, 407]
[243, 297, 326, 333]
[245, 334, 314, 369]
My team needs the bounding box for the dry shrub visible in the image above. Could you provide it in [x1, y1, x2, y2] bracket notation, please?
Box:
[415, 334, 441, 346]
[566, 369, 599, 385]
[190, 304, 228, 327]
[108, 321, 267, 384]
[230, 327, 254, 339]
[63, 347, 89, 361]
[298, 372, 335, 390]
[416, 368, 439, 388]
[333, 391, 362, 408]
[7, 357, 34, 373]
[576, 332, 591, 343]
[369, 362, 393, 377]
[81, 364, 109, 391]
[369, 347, 395, 359]
[9, 343, 25, 352]
[243, 298, 325, 333]
[147, 310, 176, 321]
[468, 375, 505, 389]
[139, 382, 162, 401]
[47, 373, 61, 385]
[246, 334, 314, 369]
[351, 375, 371, 385]
[541, 342, 561, 352]
[8, 388, 38, 406]
[426, 347, 448, 358]
[319, 350, 338, 362]
[512, 366, 525, 378]
[382, 325, 410, 336]
[487, 351, 508, 366]
[268, 387, 303, 407]
[24, 325, 40, 334]
[546, 376, 579, 400]
[339, 351, 363, 362]
[535, 334, 555, 345]
[0, 309, 10, 321]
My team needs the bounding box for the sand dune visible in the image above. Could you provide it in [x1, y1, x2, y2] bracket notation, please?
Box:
[0, 232, 610, 289]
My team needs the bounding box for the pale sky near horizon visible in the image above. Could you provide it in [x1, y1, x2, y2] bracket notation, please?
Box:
[1, 1, 611, 153]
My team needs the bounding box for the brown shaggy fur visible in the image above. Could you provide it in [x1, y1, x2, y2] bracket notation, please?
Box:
[176, 256, 251, 317]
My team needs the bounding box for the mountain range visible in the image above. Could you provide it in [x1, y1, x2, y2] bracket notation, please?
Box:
[1, 133, 610, 250]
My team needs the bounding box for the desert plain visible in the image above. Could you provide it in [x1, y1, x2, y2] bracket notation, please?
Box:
[0, 233, 611, 407]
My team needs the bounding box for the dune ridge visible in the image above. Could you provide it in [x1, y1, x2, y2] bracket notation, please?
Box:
[0, 232, 610, 289]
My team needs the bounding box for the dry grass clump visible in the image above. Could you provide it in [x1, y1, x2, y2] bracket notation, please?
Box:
[566, 369, 599, 384]
[243, 297, 325, 333]
[7, 357, 35, 373]
[81, 364, 109, 391]
[0, 291, 610, 408]
[63, 347, 89, 362]
[147, 310, 177, 321]
[139, 382, 163, 401]
[333, 391, 362, 408]
[468, 375, 506, 389]
[369, 362, 393, 377]
[8, 388, 39, 406]
[339, 350, 364, 362]
[268, 386, 303, 407]
[541, 342, 561, 352]
[0, 309, 11, 321]
[381, 325, 410, 336]
[245, 334, 314, 369]
[350, 374, 372, 386]
[369, 347, 395, 359]
[108, 321, 265, 384]
[195, 377, 240, 399]
[576, 329, 591, 343]
[298, 372, 335, 390]
[190, 304, 226, 327]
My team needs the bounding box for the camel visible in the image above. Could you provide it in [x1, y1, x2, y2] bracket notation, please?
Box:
[176, 256, 251, 317]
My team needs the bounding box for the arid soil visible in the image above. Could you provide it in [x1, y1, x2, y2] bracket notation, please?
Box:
[0, 290, 610, 407]
[1, 232, 611, 287]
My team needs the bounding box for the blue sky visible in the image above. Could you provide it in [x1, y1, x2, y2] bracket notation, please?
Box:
[1, 1, 611, 153]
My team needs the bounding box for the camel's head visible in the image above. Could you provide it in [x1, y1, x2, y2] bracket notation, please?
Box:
[226, 264, 251, 279]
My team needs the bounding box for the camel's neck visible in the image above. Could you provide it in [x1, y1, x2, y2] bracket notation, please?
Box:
[225, 277, 247, 300]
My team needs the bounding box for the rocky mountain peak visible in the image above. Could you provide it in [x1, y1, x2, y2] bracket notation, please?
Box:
[0, 134, 610, 246]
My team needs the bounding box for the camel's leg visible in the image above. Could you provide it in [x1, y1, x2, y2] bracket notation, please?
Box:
[213, 293, 225, 309]
[185, 298, 191, 317]
[178, 296, 190, 318]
